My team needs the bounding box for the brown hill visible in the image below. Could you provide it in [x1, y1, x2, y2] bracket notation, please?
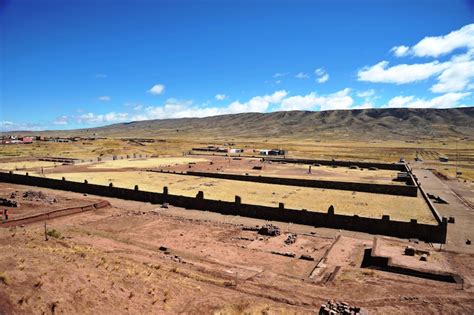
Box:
[8, 107, 474, 140]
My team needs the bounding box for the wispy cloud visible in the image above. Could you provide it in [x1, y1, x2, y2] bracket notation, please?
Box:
[215, 94, 227, 101]
[295, 72, 309, 79]
[95, 73, 107, 79]
[148, 84, 165, 95]
[273, 72, 289, 78]
[98, 96, 111, 101]
[279, 88, 353, 111]
[314, 68, 329, 83]
[53, 115, 69, 125]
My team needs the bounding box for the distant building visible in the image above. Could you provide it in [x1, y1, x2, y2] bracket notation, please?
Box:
[21, 137, 33, 144]
[192, 146, 228, 153]
[259, 149, 286, 156]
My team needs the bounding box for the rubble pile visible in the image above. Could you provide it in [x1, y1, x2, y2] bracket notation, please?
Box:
[319, 301, 367, 315]
[258, 224, 281, 236]
[284, 233, 297, 245]
[22, 191, 58, 204]
[0, 198, 18, 207]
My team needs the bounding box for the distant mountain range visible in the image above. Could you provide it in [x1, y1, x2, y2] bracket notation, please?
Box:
[6, 107, 474, 140]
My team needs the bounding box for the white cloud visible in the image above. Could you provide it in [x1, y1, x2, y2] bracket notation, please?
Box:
[317, 74, 329, 83]
[356, 89, 375, 98]
[412, 24, 474, 57]
[77, 112, 129, 124]
[431, 50, 474, 93]
[279, 88, 353, 111]
[53, 116, 69, 125]
[357, 60, 449, 84]
[273, 72, 288, 78]
[275, 80, 282, 84]
[295, 72, 309, 79]
[148, 84, 165, 95]
[98, 96, 111, 101]
[0, 121, 44, 131]
[385, 92, 470, 109]
[315, 68, 329, 83]
[391, 45, 410, 57]
[215, 94, 226, 101]
[227, 90, 288, 113]
[133, 105, 143, 111]
[95, 73, 107, 79]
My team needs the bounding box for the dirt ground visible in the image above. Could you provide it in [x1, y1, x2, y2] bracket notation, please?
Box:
[0, 183, 473, 314]
[0, 186, 101, 221]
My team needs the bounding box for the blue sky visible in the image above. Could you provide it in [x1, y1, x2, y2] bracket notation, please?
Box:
[1, 0, 473, 131]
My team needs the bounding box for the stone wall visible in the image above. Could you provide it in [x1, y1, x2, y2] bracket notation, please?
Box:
[180, 171, 418, 197]
[0, 172, 447, 243]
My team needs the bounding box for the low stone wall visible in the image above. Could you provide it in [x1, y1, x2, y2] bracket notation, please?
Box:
[0, 172, 447, 243]
[264, 157, 407, 171]
[177, 170, 418, 197]
[1, 200, 110, 227]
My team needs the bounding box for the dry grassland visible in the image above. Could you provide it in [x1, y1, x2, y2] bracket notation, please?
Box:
[0, 161, 62, 171]
[90, 157, 209, 169]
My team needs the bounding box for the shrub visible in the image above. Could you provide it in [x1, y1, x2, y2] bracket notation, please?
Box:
[46, 229, 61, 239]
[0, 272, 9, 285]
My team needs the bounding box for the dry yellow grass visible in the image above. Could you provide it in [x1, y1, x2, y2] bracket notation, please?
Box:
[89, 157, 209, 169]
[234, 163, 401, 185]
[0, 161, 61, 170]
[41, 171, 435, 224]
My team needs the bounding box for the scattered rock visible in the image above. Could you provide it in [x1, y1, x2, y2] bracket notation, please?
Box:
[299, 254, 314, 261]
[319, 300, 367, 315]
[0, 198, 18, 207]
[284, 233, 297, 245]
[404, 246, 415, 256]
[22, 191, 58, 204]
[258, 224, 281, 236]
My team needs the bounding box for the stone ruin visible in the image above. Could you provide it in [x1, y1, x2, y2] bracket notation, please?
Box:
[0, 197, 18, 207]
[21, 190, 58, 204]
[284, 233, 297, 244]
[258, 224, 281, 236]
[319, 300, 367, 315]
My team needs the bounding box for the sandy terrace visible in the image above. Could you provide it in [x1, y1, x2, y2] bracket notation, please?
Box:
[35, 170, 436, 224]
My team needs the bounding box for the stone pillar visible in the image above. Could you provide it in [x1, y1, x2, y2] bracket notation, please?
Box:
[134, 185, 139, 191]
[328, 205, 334, 215]
[109, 182, 113, 187]
[382, 215, 390, 221]
[196, 191, 204, 200]
[279, 202, 285, 209]
[84, 179, 88, 184]
[163, 186, 168, 195]
[235, 195, 241, 205]
[62, 177, 66, 181]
